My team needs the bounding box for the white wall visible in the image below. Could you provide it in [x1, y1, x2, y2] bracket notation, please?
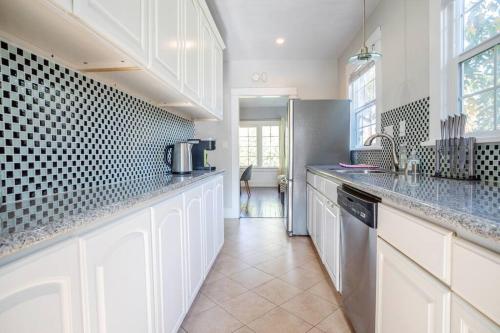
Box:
[240, 106, 287, 121]
[195, 59, 338, 217]
[239, 167, 279, 187]
[337, 0, 429, 112]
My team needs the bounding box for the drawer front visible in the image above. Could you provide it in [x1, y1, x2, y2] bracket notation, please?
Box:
[452, 239, 500, 325]
[378, 204, 453, 284]
[323, 178, 339, 203]
[307, 171, 315, 187]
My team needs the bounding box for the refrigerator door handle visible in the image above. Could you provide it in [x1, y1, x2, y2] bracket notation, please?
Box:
[287, 99, 295, 181]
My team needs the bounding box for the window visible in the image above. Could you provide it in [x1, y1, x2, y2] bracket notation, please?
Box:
[239, 127, 257, 167]
[460, 45, 499, 133]
[458, 0, 500, 135]
[349, 64, 377, 148]
[261, 126, 280, 167]
[239, 122, 281, 168]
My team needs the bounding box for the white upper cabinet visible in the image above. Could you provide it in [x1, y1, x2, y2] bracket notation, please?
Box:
[376, 238, 450, 333]
[201, 20, 214, 111]
[80, 210, 155, 333]
[182, 0, 201, 102]
[151, 195, 186, 333]
[0, 241, 84, 333]
[150, 0, 182, 89]
[213, 42, 223, 118]
[73, 0, 150, 65]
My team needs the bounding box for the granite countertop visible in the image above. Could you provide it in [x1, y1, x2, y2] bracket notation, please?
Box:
[0, 170, 224, 264]
[307, 165, 500, 253]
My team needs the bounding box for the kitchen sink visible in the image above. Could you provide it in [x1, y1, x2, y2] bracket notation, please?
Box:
[330, 169, 391, 174]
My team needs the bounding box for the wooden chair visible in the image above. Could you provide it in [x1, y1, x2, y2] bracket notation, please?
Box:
[240, 165, 253, 197]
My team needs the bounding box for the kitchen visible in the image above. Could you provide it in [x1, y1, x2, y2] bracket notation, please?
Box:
[0, 0, 499, 333]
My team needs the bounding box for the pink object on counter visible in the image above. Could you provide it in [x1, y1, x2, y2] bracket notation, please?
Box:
[339, 163, 378, 168]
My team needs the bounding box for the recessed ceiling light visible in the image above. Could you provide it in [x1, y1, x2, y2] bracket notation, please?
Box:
[275, 38, 285, 45]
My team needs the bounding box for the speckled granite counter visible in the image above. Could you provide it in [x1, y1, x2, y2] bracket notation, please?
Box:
[0, 170, 224, 264]
[307, 165, 500, 253]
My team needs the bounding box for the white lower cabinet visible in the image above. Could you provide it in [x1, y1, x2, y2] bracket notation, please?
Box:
[152, 195, 186, 333]
[203, 180, 216, 271]
[306, 176, 340, 291]
[323, 199, 340, 288]
[451, 294, 500, 333]
[215, 176, 224, 252]
[184, 184, 205, 305]
[376, 238, 450, 333]
[312, 190, 324, 257]
[0, 241, 84, 333]
[81, 209, 155, 333]
[0, 174, 223, 332]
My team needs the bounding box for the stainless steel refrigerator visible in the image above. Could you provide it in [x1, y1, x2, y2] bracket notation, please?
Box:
[284, 99, 350, 235]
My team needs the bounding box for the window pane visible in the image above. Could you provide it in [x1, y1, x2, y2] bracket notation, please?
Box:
[462, 47, 495, 95]
[465, 0, 483, 12]
[497, 88, 500, 130]
[240, 127, 248, 136]
[271, 126, 279, 136]
[463, 90, 495, 133]
[262, 126, 270, 136]
[463, 0, 500, 50]
[271, 137, 279, 146]
[248, 127, 257, 136]
[497, 45, 500, 85]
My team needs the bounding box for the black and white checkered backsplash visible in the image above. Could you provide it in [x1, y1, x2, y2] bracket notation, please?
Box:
[0, 39, 195, 207]
[351, 97, 500, 184]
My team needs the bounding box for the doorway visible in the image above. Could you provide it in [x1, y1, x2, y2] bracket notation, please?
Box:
[230, 88, 297, 219]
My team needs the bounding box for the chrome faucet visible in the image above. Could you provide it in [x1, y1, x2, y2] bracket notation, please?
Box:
[364, 133, 400, 172]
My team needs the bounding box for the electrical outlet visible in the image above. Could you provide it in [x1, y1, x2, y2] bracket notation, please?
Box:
[399, 120, 406, 137]
[384, 125, 394, 137]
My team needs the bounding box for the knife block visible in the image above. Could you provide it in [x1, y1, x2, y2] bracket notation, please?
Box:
[433, 137, 479, 180]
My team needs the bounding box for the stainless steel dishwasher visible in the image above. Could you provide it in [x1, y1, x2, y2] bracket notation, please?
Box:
[337, 185, 380, 333]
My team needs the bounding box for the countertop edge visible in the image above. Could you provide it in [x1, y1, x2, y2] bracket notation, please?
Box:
[306, 166, 500, 254]
[0, 171, 224, 267]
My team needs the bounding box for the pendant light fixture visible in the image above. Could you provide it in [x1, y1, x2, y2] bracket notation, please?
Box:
[348, 0, 382, 65]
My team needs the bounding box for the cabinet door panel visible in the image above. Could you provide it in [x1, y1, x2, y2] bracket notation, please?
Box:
[151, 0, 182, 87]
[152, 196, 186, 333]
[451, 294, 500, 333]
[74, 0, 149, 64]
[81, 210, 154, 333]
[0, 241, 83, 333]
[203, 181, 215, 271]
[313, 192, 324, 257]
[213, 43, 223, 118]
[324, 201, 339, 289]
[184, 185, 204, 304]
[215, 176, 224, 252]
[182, 0, 200, 101]
[376, 238, 450, 333]
[201, 21, 214, 110]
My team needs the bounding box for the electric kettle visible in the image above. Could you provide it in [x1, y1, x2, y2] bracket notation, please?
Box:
[166, 140, 198, 174]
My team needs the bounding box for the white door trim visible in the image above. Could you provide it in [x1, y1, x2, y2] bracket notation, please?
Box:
[228, 87, 298, 218]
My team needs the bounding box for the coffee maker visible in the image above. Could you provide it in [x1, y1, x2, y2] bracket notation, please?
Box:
[191, 139, 216, 171]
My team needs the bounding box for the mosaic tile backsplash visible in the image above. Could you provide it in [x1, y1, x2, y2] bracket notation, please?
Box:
[351, 97, 500, 184]
[0, 39, 195, 233]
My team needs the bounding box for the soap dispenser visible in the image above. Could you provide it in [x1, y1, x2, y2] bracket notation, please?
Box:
[407, 150, 420, 175]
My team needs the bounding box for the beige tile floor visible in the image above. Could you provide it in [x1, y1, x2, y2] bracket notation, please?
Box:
[180, 218, 354, 333]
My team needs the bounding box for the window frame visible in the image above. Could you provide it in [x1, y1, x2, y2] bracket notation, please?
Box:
[348, 27, 383, 150]
[239, 120, 281, 169]
[429, 0, 500, 144]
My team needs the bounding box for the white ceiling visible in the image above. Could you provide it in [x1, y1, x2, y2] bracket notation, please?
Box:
[206, 0, 381, 61]
[239, 96, 289, 108]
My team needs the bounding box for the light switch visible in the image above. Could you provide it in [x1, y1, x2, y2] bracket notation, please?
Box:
[384, 125, 394, 137]
[399, 120, 406, 137]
